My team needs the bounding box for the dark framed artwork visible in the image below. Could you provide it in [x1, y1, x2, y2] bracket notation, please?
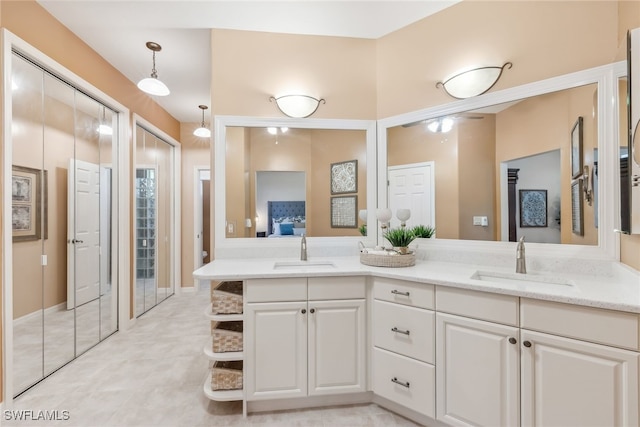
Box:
[571, 180, 584, 236]
[12, 165, 48, 242]
[519, 189, 547, 227]
[570, 116, 583, 179]
[330, 195, 357, 228]
[330, 160, 357, 194]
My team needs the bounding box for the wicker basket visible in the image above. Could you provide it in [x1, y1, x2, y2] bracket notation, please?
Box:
[211, 281, 243, 314]
[211, 360, 243, 390]
[360, 251, 416, 268]
[211, 321, 243, 353]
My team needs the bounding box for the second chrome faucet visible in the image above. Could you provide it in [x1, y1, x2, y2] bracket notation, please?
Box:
[300, 235, 307, 261]
[516, 236, 526, 274]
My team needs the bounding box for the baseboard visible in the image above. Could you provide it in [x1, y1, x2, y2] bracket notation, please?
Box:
[13, 302, 66, 326]
[372, 395, 444, 427]
[247, 391, 373, 413]
[180, 286, 197, 293]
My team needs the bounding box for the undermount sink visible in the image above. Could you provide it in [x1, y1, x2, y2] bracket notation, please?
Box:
[273, 260, 337, 270]
[470, 270, 574, 287]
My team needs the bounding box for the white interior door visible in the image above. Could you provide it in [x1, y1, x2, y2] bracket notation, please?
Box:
[388, 162, 435, 230]
[67, 159, 101, 309]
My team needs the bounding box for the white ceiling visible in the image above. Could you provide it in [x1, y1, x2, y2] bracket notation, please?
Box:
[37, 1, 460, 124]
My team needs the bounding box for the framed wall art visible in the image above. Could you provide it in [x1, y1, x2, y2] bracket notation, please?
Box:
[570, 116, 583, 179]
[12, 165, 47, 242]
[571, 180, 584, 236]
[330, 195, 357, 228]
[330, 159, 357, 194]
[519, 189, 547, 227]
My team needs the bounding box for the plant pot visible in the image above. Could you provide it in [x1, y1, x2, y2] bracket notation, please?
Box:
[395, 246, 410, 255]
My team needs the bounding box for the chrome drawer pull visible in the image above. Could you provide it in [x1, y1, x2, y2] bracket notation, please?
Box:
[391, 327, 410, 336]
[391, 377, 410, 388]
[391, 289, 410, 297]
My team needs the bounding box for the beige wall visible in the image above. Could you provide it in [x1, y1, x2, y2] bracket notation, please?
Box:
[210, 29, 377, 119]
[180, 124, 211, 286]
[376, 1, 619, 118]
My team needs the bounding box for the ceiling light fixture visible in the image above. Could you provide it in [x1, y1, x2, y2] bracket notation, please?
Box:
[97, 106, 113, 135]
[270, 95, 325, 118]
[193, 105, 211, 138]
[137, 41, 170, 96]
[436, 62, 512, 99]
[427, 117, 454, 133]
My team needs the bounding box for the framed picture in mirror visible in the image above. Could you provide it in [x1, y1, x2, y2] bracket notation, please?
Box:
[519, 189, 547, 227]
[571, 180, 583, 235]
[571, 117, 583, 178]
[12, 165, 47, 242]
[330, 159, 357, 194]
[331, 195, 357, 228]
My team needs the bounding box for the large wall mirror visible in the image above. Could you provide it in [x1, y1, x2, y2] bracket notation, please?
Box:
[378, 63, 626, 260]
[214, 116, 377, 255]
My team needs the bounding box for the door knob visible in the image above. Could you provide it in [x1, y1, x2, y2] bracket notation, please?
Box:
[71, 239, 84, 244]
[508, 337, 517, 345]
[523, 340, 532, 348]
[301, 309, 306, 314]
[310, 308, 315, 314]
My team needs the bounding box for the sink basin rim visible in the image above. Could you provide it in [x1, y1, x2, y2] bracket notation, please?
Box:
[273, 260, 337, 269]
[471, 270, 574, 286]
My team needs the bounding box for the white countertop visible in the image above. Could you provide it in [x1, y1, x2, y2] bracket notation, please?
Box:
[193, 256, 640, 314]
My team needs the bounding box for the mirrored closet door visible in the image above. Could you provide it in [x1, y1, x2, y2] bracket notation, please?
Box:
[11, 51, 118, 395]
[135, 125, 175, 317]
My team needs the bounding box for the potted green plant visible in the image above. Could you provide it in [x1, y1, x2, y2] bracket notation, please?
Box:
[358, 224, 367, 236]
[411, 224, 435, 238]
[383, 227, 416, 254]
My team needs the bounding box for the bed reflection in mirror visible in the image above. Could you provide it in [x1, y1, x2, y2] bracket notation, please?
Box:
[225, 127, 367, 238]
[387, 83, 598, 245]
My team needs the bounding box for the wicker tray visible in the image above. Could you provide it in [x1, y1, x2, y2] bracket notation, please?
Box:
[211, 281, 243, 314]
[211, 321, 243, 353]
[360, 251, 416, 268]
[211, 360, 243, 390]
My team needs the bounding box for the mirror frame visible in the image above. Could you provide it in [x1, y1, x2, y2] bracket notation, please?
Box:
[214, 115, 377, 256]
[378, 62, 626, 261]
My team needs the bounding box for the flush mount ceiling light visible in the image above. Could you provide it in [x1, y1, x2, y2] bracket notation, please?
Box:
[193, 105, 211, 138]
[436, 62, 512, 99]
[137, 41, 170, 96]
[270, 95, 325, 118]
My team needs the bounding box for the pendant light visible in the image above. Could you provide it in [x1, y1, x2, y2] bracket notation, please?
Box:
[137, 42, 170, 96]
[193, 105, 211, 138]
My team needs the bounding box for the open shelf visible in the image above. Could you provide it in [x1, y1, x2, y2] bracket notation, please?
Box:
[203, 373, 243, 402]
[203, 337, 243, 361]
[204, 304, 243, 322]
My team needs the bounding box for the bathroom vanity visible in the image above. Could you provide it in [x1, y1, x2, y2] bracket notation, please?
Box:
[194, 255, 640, 426]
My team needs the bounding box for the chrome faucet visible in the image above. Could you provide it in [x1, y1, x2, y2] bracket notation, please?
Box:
[516, 236, 526, 274]
[300, 235, 308, 261]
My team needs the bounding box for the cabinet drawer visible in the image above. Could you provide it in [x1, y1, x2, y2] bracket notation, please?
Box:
[436, 286, 519, 326]
[521, 298, 640, 351]
[373, 347, 435, 418]
[373, 277, 434, 309]
[246, 278, 307, 303]
[373, 300, 434, 363]
[308, 276, 365, 300]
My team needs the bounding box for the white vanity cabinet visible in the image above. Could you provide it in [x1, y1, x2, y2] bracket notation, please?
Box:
[520, 299, 640, 427]
[372, 277, 436, 418]
[244, 276, 366, 401]
[435, 287, 520, 427]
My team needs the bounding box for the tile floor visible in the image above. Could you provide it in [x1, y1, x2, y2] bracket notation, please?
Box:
[6, 289, 422, 427]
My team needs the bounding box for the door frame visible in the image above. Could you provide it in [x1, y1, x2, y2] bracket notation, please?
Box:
[131, 114, 181, 317]
[193, 167, 210, 290]
[1, 29, 131, 403]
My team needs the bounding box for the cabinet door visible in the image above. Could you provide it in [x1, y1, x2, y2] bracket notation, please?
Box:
[245, 301, 307, 400]
[436, 313, 520, 427]
[521, 330, 639, 427]
[308, 299, 366, 396]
